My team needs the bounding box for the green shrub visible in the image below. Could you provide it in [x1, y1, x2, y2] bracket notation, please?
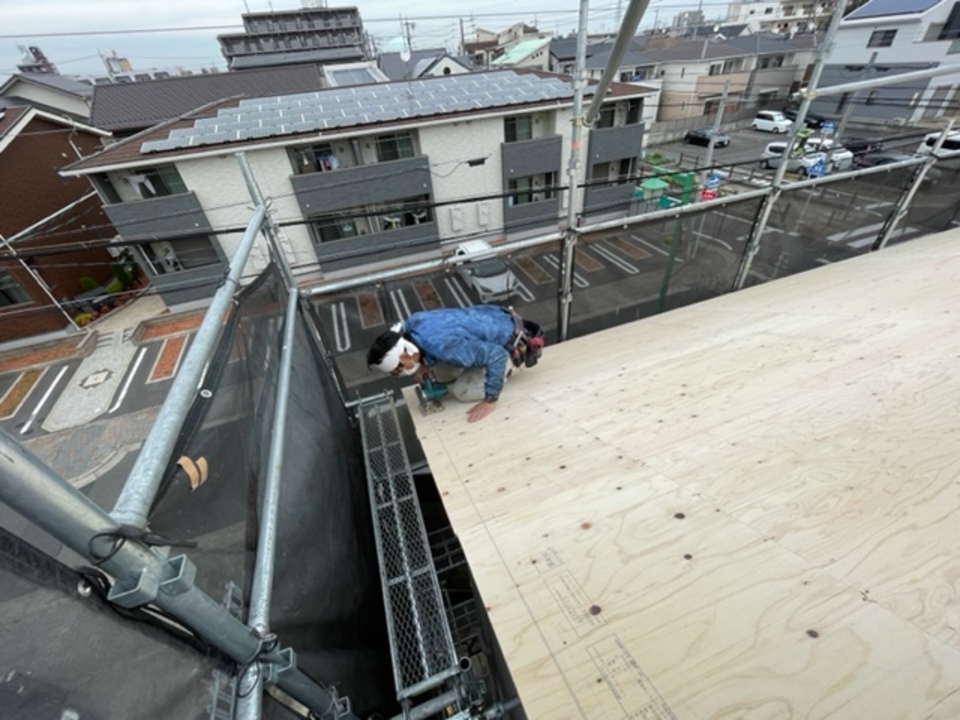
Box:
[111, 263, 134, 287]
[105, 278, 124, 294]
[78, 276, 99, 292]
[74, 312, 95, 326]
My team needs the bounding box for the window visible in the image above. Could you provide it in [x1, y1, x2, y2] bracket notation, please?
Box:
[867, 29, 896, 47]
[940, 2, 960, 39]
[0, 271, 29, 307]
[312, 214, 359, 243]
[140, 236, 219, 275]
[292, 143, 338, 174]
[764, 7, 773, 13]
[130, 166, 187, 199]
[508, 172, 557, 205]
[374, 132, 415, 162]
[596, 106, 616, 128]
[504, 116, 533, 143]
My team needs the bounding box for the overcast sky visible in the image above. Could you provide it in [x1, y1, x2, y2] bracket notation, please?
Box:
[1, 0, 729, 79]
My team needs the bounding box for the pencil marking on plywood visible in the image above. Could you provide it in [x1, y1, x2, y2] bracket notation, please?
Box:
[587, 635, 678, 720]
[548, 571, 606, 637]
[533, 546, 564, 574]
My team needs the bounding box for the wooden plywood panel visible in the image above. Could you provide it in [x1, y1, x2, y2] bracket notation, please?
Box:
[404, 231, 960, 719]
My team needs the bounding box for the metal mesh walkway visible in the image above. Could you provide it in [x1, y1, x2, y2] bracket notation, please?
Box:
[357, 396, 457, 700]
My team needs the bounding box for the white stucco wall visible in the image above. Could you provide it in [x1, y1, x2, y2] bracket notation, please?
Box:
[833, 4, 960, 121]
[4, 81, 89, 119]
[176, 149, 317, 275]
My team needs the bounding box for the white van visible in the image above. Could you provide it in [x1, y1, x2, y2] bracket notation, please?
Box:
[751, 111, 793, 134]
[917, 130, 960, 156]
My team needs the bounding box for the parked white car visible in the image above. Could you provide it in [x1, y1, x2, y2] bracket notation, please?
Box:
[751, 110, 793, 133]
[453, 240, 518, 303]
[917, 130, 960, 157]
[760, 138, 854, 174]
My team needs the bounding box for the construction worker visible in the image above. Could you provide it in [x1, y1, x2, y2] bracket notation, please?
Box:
[367, 305, 543, 423]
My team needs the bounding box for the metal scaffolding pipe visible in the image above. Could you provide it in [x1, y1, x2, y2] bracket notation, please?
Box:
[558, 0, 591, 342]
[0, 429, 357, 720]
[235, 287, 300, 720]
[583, 0, 652, 125]
[301, 231, 565, 297]
[801, 62, 960, 100]
[734, 0, 846, 290]
[236, 152, 297, 289]
[111, 205, 267, 528]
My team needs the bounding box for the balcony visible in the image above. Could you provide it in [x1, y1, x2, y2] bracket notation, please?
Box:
[291, 156, 433, 215]
[103, 191, 212, 241]
[501, 136, 563, 231]
[588, 124, 644, 165]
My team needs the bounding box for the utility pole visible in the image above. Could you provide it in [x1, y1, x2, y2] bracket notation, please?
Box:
[459, 17, 466, 55]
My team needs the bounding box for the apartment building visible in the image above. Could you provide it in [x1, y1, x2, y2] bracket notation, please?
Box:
[811, 0, 960, 124]
[728, 0, 832, 34]
[217, 5, 367, 70]
[63, 70, 657, 305]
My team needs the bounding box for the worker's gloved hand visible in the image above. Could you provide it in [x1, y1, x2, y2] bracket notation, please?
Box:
[466, 399, 497, 423]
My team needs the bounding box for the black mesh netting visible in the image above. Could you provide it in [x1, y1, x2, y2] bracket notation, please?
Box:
[0, 263, 392, 719]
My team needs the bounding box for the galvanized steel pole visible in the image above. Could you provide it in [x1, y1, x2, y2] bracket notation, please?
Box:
[235, 287, 299, 720]
[236, 152, 297, 288]
[733, 0, 847, 290]
[0, 429, 357, 719]
[558, 0, 591, 341]
[111, 205, 268, 528]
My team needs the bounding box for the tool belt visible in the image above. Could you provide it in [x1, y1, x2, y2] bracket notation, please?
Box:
[502, 307, 545, 368]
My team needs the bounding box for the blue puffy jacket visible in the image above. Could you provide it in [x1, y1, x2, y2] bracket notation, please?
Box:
[405, 306, 514, 401]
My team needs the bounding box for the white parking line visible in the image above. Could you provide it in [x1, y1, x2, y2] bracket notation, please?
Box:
[444, 277, 472, 307]
[390, 288, 412, 319]
[21, 365, 68, 435]
[330, 302, 350, 352]
[109, 347, 147, 414]
[513, 279, 535, 302]
[629, 235, 684, 262]
[541, 254, 590, 287]
[593, 243, 640, 274]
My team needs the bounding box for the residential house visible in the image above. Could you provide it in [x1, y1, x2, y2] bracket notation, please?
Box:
[378, 48, 449, 80]
[376, 49, 473, 80]
[727, 0, 832, 34]
[0, 73, 93, 121]
[0, 108, 115, 343]
[217, 5, 367, 71]
[89, 65, 329, 138]
[643, 40, 757, 119]
[62, 70, 658, 305]
[725, 32, 819, 105]
[410, 55, 474, 78]
[811, 0, 960, 125]
[466, 23, 551, 67]
[491, 38, 553, 71]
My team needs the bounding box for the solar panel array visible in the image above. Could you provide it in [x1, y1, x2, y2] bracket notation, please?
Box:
[141, 71, 585, 153]
[846, 0, 940, 20]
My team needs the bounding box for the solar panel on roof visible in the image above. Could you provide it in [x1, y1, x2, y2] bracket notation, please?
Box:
[139, 70, 585, 154]
[845, 0, 940, 19]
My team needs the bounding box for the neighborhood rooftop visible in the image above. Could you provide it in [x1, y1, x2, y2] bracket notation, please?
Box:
[132, 70, 625, 156]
